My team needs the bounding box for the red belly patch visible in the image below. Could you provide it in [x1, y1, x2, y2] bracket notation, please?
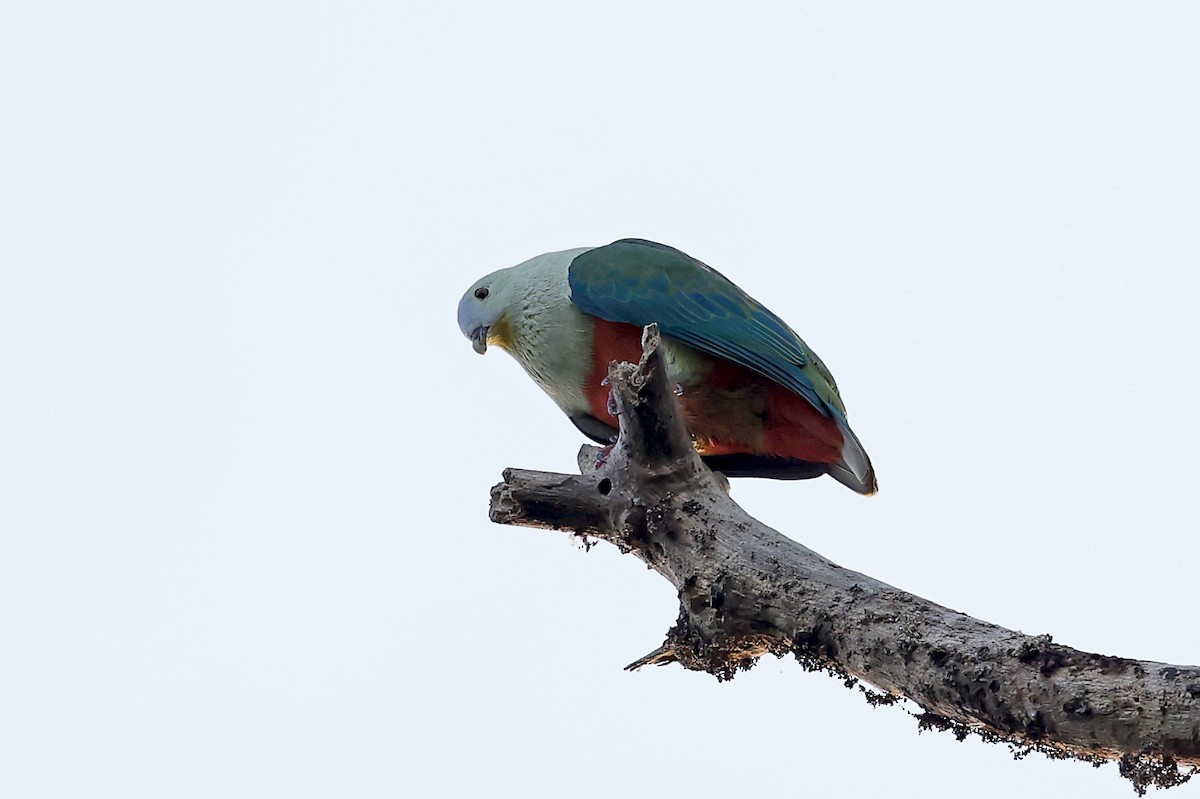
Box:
[583, 317, 843, 464]
[584, 318, 646, 422]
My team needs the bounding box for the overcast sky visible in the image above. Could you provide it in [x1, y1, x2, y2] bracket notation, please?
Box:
[3, 2, 1199, 797]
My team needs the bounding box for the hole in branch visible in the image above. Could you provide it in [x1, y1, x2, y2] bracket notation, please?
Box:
[598, 478, 612, 496]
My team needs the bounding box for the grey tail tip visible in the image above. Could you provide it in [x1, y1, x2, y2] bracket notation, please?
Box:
[829, 461, 878, 495]
[832, 416, 877, 495]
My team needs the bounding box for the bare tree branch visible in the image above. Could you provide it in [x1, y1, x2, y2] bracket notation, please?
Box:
[488, 324, 1200, 794]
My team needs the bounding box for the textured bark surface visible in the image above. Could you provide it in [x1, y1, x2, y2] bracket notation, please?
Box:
[489, 325, 1200, 794]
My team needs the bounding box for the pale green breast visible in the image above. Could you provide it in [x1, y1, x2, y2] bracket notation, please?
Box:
[496, 249, 596, 417]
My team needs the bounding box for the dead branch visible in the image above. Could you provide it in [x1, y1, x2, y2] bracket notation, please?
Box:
[488, 324, 1200, 794]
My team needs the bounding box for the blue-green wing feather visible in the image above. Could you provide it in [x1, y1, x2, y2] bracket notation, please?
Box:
[568, 239, 847, 418]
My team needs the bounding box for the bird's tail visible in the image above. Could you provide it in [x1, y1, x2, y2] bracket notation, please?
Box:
[828, 414, 877, 495]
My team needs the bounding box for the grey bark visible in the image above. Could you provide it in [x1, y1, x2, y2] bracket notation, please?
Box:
[488, 324, 1200, 794]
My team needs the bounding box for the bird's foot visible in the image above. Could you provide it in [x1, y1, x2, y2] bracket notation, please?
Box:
[594, 443, 615, 469]
[602, 375, 622, 418]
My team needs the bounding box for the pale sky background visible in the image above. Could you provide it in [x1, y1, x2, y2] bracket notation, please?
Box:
[2, 2, 1199, 797]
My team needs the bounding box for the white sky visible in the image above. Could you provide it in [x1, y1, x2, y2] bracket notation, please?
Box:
[2, 2, 1199, 796]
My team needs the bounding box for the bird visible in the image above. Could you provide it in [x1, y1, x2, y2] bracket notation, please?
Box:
[456, 238, 876, 494]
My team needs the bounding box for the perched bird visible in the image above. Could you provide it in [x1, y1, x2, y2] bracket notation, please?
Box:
[457, 238, 876, 494]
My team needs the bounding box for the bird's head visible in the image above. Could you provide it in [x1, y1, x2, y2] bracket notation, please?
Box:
[457, 267, 518, 355]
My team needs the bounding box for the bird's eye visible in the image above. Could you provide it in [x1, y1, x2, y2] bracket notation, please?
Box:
[474, 287, 489, 300]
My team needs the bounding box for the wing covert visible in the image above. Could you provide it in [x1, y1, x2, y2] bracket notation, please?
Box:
[568, 239, 846, 417]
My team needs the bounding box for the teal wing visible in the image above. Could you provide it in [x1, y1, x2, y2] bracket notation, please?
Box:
[568, 239, 847, 418]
